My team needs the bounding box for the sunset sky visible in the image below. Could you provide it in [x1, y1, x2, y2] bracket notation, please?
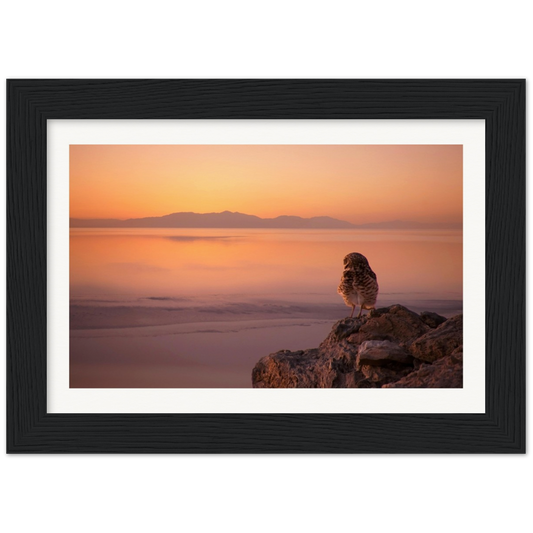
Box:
[70, 145, 462, 224]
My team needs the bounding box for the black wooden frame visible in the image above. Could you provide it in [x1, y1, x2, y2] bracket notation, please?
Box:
[6, 79, 525, 453]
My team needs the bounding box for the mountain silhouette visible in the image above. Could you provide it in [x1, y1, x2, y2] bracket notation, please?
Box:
[70, 211, 461, 230]
[70, 211, 354, 229]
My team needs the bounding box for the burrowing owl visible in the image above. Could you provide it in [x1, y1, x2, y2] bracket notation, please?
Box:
[337, 252, 379, 318]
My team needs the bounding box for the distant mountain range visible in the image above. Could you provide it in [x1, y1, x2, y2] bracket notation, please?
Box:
[70, 211, 462, 230]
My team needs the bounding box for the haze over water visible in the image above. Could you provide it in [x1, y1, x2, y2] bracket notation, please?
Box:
[70, 227, 462, 388]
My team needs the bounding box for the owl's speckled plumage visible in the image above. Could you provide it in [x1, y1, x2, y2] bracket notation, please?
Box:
[337, 252, 379, 318]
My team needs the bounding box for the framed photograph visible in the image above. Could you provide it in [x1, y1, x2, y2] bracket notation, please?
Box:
[6, 79, 525, 453]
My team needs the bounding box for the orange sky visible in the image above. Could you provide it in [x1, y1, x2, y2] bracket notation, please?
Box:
[70, 145, 462, 224]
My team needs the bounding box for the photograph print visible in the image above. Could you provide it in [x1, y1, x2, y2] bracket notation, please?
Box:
[69, 144, 463, 389]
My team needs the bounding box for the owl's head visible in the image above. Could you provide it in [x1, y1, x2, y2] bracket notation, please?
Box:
[343, 252, 369, 268]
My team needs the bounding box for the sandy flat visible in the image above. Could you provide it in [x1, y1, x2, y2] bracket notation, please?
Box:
[70, 318, 333, 388]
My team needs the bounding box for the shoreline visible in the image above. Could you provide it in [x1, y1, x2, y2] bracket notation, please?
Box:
[70, 298, 463, 332]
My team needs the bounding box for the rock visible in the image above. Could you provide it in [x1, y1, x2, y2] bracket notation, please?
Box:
[356, 340, 414, 367]
[383, 349, 463, 388]
[355, 340, 415, 386]
[251, 305, 463, 388]
[325, 317, 363, 343]
[419, 311, 447, 329]
[251, 343, 363, 388]
[410, 315, 463, 362]
[346, 304, 429, 348]
[252, 349, 323, 388]
[360, 364, 413, 387]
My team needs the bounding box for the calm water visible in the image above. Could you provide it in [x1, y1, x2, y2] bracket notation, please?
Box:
[70, 228, 463, 387]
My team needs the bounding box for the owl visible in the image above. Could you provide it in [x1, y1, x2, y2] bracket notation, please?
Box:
[337, 252, 379, 318]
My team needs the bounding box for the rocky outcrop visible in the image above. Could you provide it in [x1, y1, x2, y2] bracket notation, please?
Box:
[251, 305, 462, 388]
[409, 315, 463, 363]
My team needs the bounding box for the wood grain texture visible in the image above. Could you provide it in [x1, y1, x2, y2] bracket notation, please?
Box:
[6, 79, 525, 453]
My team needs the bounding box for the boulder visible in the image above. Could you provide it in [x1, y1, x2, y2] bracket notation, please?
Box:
[419, 311, 447, 329]
[347, 304, 429, 348]
[251, 343, 362, 388]
[356, 340, 414, 367]
[410, 315, 463, 363]
[383, 348, 463, 388]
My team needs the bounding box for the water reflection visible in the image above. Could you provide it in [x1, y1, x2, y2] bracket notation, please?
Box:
[71, 228, 462, 299]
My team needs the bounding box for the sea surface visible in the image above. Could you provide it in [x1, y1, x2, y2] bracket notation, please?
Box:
[70, 228, 463, 388]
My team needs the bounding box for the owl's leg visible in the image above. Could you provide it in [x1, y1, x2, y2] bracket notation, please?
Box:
[349, 305, 355, 318]
[357, 306, 362, 318]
